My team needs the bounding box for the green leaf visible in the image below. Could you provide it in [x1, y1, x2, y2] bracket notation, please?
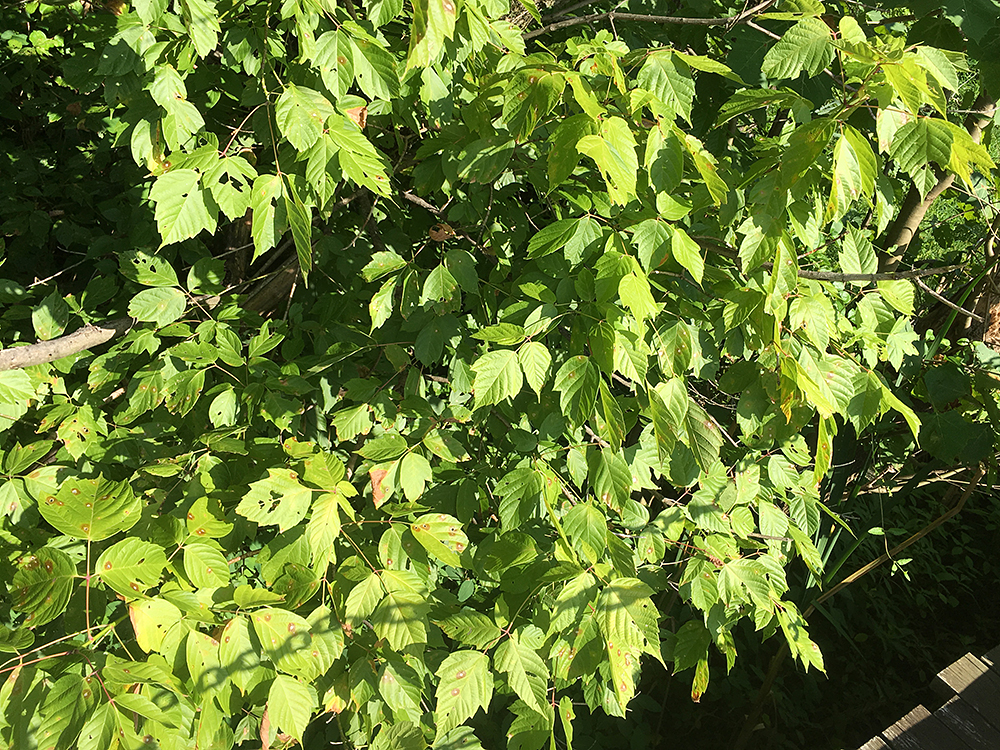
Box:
[411, 512, 468, 567]
[204, 155, 256, 221]
[276, 84, 336, 152]
[151, 169, 217, 247]
[37, 674, 96, 748]
[720, 558, 772, 610]
[619, 271, 658, 321]
[363, 251, 408, 282]
[435, 608, 501, 649]
[598, 379, 625, 452]
[209, 387, 237, 427]
[183, 543, 231, 587]
[268, 675, 317, 744]
[678, 130, 728, 205]
[472, 350, 523, 408]
[77, 703, 116, 750]
[554, 356, 599, 427]
[359, 434, 409, 461]
[237, 468, 313, 532]
[97, 538, 167, 598]
[637, 51, 694, 122]
[576, 117, 638, 206]
[776, 601, 824, 672]
[332, 404, 373, 442]
[186, 630, 226, 701]
[503, 69, 566, 140]
[371, 590, 429, 649]
[683, 400, 724, 472]
[563, 503, 607, 565]
[761, 17, 834, 80]
[38, 475, 140, 541]
[251, 609, 318, 679]
[838, 226, 876, 282]
[518, 341, 551, 398]
[307, 492, 343, 570]
[528, 218, 581, 259]
[548, 115, 599, 189]
[421, 264, 459, 307]
[128, 287, 187, 327]
[888, 118, 954, 177]
[422, 430, 470, 464]
[877, 279, 914, 315]
[121, 249, 180, 287]
[179, 0, 220, 57]
[406, 0, 456, 69]
[219, 616, 263, 693]
[434, 650, 492, 742]
[400, 451, 433, 501]
[284, 178, 313, 279]
[371, 275, 398, 332]
[250, 174, 286, 258]
[671, 227, 705, 285]
[12, 547, 75, 627]
[494, 632, 549, 714]
[32, 291, 69, 341]
[345, 571, 385, 627]
[588, 447, 632, 509]
[473, 323, 525, 345]
[828, 131, 867, 220]
[458, 135, 516, 183]
[598, 577, 661, 659]
[348, 31, 399, 101]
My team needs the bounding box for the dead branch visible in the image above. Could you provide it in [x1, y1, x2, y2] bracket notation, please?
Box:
[0, 318, 134, 371]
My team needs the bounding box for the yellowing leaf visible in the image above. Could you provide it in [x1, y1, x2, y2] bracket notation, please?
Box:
[410, 512, 468, 567]
[434, 650, 492, 742]
[236, 469, 312, 532]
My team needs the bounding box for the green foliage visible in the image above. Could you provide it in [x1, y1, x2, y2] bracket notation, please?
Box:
[1, 0, 998, 747]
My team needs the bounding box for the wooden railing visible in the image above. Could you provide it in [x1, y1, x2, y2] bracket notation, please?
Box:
[859, 645, 1000, 749]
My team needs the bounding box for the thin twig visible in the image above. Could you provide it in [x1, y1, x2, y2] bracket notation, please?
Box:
[809, 467, 983, 613]
[787, 264, 965, 282]
[915, 277, 983, 323]
[402, 191, 443, 215]
[524, 0, 777, 39]
[28, 258, 89, 288]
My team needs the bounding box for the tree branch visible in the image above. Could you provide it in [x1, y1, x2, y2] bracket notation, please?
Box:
[402, 191, 443, 215]
[523, 0, 776, 39]
[0, 295, 223, 372]
[0, 318, 134, 372]
[695, 235, 963, 281]
[786, 265, 964, 282]
[914, 277, 983, 323]
[878, 93, 997, 273]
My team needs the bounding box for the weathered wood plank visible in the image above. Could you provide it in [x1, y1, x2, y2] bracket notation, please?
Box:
[932, 653, 1000, 732]
[934, 694, 1000, 750]
[860, 736, 891, 750]
[980, 644, 1000, 669]
[880, 705, 971, 750]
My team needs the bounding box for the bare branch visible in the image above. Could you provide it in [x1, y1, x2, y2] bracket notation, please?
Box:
[0, 295, 223, 372]
[915, 277, 984, 323]
[694, 235, 963, 281]
[402, 191, 444, 215]
[786, 265, 965, 282]
[0, 318, 134, 372]
[523, 0, 777, 40]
